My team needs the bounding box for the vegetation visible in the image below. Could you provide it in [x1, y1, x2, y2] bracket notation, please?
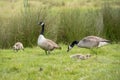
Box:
[0, 44, 120, 80]
[0, 0, 120, 48]
[0, 1, 120, 80]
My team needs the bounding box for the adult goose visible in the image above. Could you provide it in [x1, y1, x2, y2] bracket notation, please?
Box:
[37, 22, 61, 54]
[67, 36, 110, 52]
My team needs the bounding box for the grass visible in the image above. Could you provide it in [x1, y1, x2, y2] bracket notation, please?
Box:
[0, 1, 120, 79]
[0, 44, 120, 80]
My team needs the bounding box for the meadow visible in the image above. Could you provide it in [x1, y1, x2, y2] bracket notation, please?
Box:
[0, 44, 120, 80]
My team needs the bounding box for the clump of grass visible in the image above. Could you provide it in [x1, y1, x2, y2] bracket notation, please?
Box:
[102, 2, 120, 42]
[0, 1, 49, 48]
[57, 8, 103, 43]
[0, 0, 120, 48]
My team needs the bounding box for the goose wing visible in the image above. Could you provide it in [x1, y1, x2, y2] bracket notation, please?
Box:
[77, 36, 110, 48]
[38, 40, 55, 51]
[84, 36, 110, 42]
[46, 39, 61, 49]
[77, 36, 99, 48]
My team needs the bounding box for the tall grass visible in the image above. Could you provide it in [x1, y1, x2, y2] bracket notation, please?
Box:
[102, 3, 120, 42]
[0, 2, 59, 48]
[57, 3, 120, 43]
[0, 0, 120, 48]
[0, 4, 49, 48]
[57, 8, 104, 43]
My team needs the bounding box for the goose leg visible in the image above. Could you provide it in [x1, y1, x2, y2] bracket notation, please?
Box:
[16, 49, 19, 52]
[90, 48, 98, 60]
[48, 50, 50, 54]
[90, 48, 97, 55]
[45, 50, 47, 55]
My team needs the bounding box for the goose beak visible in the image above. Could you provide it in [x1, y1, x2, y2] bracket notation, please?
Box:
[38, 21, 43, 25]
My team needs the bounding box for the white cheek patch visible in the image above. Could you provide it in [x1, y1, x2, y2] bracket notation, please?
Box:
[69, 46, 72, 50]
[41, 22, 44, 26]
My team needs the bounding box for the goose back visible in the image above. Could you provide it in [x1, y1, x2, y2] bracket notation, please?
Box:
[77, 36, 109, 48]
[84, 36, 109, 42]
[46, 39, 61, 49]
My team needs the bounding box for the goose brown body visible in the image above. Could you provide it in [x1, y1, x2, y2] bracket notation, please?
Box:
[38, 35, 61, 51]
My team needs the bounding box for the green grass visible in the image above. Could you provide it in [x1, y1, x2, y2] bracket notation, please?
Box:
[0, 44, 120, 80]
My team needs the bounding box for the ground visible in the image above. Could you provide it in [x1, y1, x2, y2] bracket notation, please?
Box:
[0, 44, 120, 80]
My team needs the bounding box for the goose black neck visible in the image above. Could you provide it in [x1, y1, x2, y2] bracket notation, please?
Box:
[40, 25, 44, 35]
[70, 41, 79, 47]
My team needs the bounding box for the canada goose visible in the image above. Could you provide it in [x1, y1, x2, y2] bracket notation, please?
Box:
[13, 42, 24, 52]
[67, 36, 110, 52]
[37, 22, 61, 54]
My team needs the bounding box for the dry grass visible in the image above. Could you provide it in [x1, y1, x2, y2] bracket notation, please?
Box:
[0, 0, 120, 48]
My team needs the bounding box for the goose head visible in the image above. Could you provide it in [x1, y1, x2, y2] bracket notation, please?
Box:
[67, 40, 79, 52]
[38, 21, 45, 27]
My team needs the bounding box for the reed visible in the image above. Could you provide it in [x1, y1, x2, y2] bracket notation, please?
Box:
[0, 0, 120, 48]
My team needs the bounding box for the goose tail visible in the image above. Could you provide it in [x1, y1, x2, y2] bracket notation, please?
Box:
[56, 46, 62, 50]
[98, 40, 111, 47]
[101, 40, 111, 43]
